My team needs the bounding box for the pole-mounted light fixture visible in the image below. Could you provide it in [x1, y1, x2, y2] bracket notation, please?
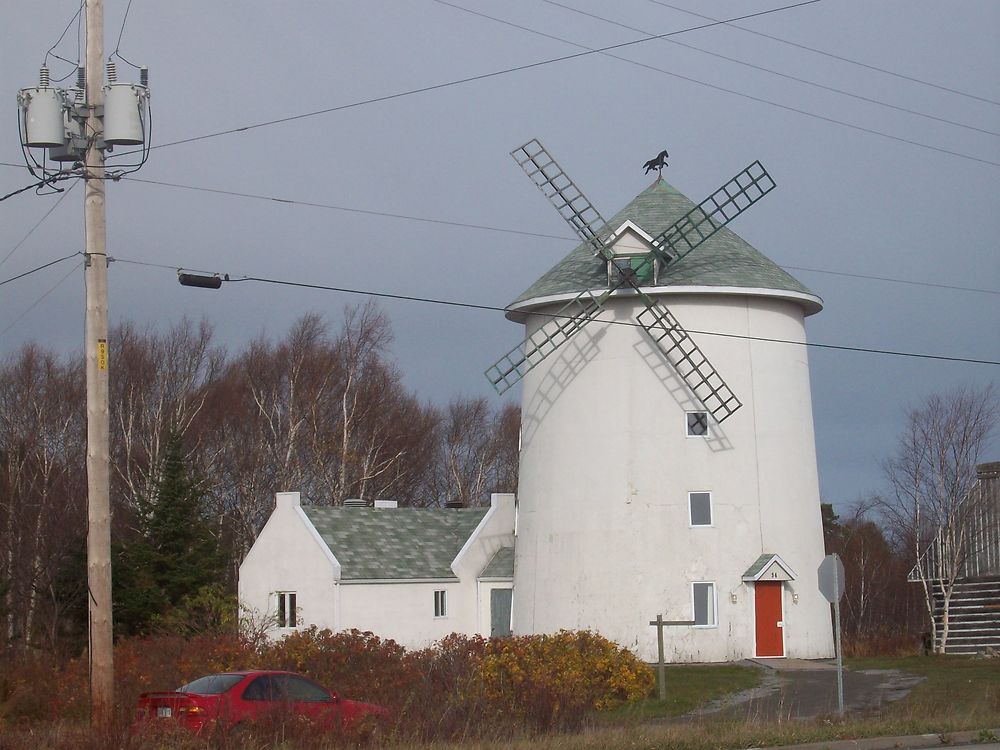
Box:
[178, 271, 223, 289]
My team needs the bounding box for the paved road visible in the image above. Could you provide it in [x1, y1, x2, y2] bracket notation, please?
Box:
[688, 659, 924, 722]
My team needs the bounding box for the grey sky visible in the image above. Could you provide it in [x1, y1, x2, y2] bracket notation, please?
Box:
[2, 0, 998, 511]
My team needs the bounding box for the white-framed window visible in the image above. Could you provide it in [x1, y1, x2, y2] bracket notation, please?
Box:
[434, 589, 448, 618]
[688, 492, 713, 527]
[686, 411, 710, 438]
[692, 582, 717, 627]
[277, 592, 297, 628]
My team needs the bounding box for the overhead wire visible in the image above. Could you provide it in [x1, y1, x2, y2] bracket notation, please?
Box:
[0, 252, 81, 287]
[119, 174, 998, 296]
[111, 0, 141, 69]
[646, 0, 1000, 108]
[0, 181, 78, 269]
[432, 0, 1000, 168]
[541, 0, 999, 138]
[111, 256, 1000, 368]
[0, 261, 82, 338]
[43, 0, 85, 77]
[108, 0, 827, 158]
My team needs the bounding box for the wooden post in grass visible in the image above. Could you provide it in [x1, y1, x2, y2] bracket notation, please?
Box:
[649, 615, 695, 700]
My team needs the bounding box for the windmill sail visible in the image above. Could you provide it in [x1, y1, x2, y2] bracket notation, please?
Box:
[650, 161, 775, 265]
[511, 139, 610, 259]
[634, 293, 742, 422]
[485, 288, 610, 395]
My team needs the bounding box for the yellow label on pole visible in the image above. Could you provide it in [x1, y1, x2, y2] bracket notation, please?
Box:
[97, 339, 108, 371]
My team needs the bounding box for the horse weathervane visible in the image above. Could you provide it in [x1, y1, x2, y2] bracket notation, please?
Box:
[643, 149, 669, 176]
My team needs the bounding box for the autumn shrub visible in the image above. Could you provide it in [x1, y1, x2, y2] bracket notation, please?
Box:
[259, 626, 418, 708]
[475, 630, 654, 732]
[0, 647, 78, 724]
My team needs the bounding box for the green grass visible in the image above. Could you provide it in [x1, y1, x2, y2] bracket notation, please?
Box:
[847, 654, 1000, 721]
[606, 663, 761, 721]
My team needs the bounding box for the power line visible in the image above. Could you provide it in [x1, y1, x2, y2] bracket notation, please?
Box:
[433, 0, 1000, 168]
[112, 257, 1000, 368]
[111, 1, 825, 157]
[647, 0, 1000, 108]
[0, 172, 75, 203]
[121, 176, 568, 241]
[1, 180, 77, 270]
[121, 173, 999, 298]
[0, 261, 81, 338]
[542, 0, 999, 138]
[0, 252, 81, 287]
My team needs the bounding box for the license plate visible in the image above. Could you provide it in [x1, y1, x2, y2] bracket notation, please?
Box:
[157, 706, 172, 718]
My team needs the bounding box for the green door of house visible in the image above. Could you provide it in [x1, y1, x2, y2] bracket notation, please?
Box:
[490, 588, 512, 637]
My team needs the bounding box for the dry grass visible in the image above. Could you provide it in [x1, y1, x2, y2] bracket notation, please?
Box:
[1, 655, 997, 749]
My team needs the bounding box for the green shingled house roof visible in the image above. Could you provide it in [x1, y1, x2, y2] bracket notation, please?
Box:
[511, 178, 820, 314]
[301, 506, 488, 580]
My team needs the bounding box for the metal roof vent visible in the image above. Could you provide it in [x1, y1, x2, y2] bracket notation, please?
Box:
[343, 498, 366, 508]
[445, 500, 464, 509]
[373, 500, 398, 509]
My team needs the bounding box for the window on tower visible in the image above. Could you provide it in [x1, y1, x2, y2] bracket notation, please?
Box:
[689, 492, 713, 526]
[687, 412, 710, 437]
[692, 582, 717, 627]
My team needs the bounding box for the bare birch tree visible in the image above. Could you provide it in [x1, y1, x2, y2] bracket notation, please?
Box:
[0, 346, 85, 649]
[877, 385, 997, 652]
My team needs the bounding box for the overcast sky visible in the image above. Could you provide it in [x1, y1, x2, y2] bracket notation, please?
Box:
[2, 0, 998, 512]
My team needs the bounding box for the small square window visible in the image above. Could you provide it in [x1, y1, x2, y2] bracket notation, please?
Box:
[689, 492, 712, 526]
[434, 589, 447, 618]
[686, 412, 710, 437]
[277, 592, 297, 628]
[692, 582, 717, 627]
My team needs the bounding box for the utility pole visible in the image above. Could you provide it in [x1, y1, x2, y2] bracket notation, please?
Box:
[84, 0, 114, 727]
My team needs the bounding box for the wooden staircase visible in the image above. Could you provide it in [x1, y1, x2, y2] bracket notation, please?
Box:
[934, 576, 1000, 655]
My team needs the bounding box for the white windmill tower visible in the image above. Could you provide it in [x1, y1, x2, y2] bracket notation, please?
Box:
[487, 140, 834, 662]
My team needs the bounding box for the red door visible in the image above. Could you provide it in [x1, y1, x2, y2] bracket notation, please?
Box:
[754, 581, 784, 657]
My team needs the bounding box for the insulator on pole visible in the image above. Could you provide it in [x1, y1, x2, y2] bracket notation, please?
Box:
[140, 66, 148, 87]
[178, 273, 223, 290]
[106, 59, 117, 83]
[39, 67, 50, 87]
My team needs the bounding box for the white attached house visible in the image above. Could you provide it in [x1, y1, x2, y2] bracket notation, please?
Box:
[238, 492, 515, 649]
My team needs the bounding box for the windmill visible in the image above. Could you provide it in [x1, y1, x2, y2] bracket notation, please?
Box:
[485, 139, 775, 423]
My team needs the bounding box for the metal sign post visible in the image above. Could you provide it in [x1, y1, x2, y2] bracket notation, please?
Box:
[818, 553, 846, 717]
[649, 615, 695, 700]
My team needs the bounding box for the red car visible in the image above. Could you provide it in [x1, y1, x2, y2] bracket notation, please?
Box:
[135, 670, 388, 735]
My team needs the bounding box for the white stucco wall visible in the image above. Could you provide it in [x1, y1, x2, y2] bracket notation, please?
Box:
[238, 492, 341, 636]
[512, 290, 834, 663]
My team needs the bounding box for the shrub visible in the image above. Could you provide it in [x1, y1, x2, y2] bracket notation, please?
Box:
[476, 630, 654, 731]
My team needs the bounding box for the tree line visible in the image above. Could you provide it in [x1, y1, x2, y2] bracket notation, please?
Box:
[0, 302, 518, 651]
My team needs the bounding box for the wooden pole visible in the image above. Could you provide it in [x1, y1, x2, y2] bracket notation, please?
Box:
[649, 616, 694, 701]
[84, 0, 113, 728]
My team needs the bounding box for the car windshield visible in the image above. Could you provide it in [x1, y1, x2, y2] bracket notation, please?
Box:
[178, 674, 245, 695]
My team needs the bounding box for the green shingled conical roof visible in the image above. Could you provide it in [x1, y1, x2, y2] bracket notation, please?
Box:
[511, 178, 820, 314]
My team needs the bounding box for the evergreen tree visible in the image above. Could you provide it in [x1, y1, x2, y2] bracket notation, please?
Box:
[114, 432, 224, 636]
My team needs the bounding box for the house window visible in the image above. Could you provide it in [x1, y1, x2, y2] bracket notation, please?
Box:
[687, 412, 710, 437]
[434, 589, 447, 618]
[277, 592, 297, 628]
[689, 492, 712, 527]
[692, 582, 717, 627]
